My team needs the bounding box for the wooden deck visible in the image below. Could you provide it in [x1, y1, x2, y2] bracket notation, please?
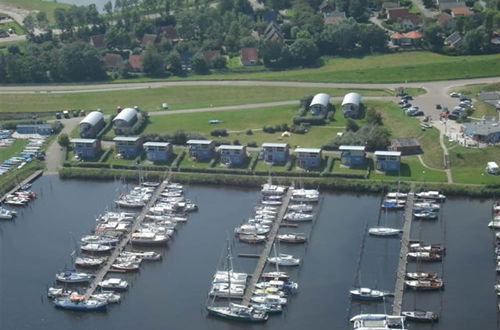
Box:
[0, 170, 43, 203]
[241, 188, 293, 306]
[83, 180, 169, 299]
[392, 192, 414, 315]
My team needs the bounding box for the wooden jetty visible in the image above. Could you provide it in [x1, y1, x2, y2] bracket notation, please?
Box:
[392, 191, 414, 315]
[83, 180, 169, 299]
[241, 188, 293, 306]
[0, 170, 43, 203]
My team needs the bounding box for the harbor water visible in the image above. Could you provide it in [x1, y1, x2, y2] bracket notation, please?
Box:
[0, 175, 498, 329]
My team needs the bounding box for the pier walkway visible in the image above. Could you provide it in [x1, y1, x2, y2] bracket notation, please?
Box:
[0, 170, 43, 203]
[241, 188, 293, 306]
[83, 180, 168, 299]
[392, 191, 414, 315]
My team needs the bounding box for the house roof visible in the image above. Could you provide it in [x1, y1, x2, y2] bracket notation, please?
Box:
[310, 93, 330, 107]
[80, 111, 104, 127]
[392, 137, 421, 147]
[90, 34, 105, 48]
[342, 92, 362, 106]
[323, 11, 347, 25]
[103, 53, 123, 69]
[452, 6, 473, 16]
[375, 151, 401, 157]
[262, 10, 278, 22]
[143, 141, 171, 147]
[391, 32, 404, 39]
[401, 14, 422, 25]
[141, 34, 157, 47]
[262, 142, 288, 148]
[113, 108, 138, 123]
[70, 138, 97, 144]
[187, 139, 213, 145]
[113, 136, 141, 142]
[439, 1, 465, 10]
[295, 147, 321, 153]
[463, 121, 500, 136]
[202, 50, 220, 62]
[437, 12, 453, 25]
[128, 55, 143, 70]
[263, 22, 284, 42]
[444, 31, 462, 46]
[404, 31, 423, 39]
[382, 1, 399, 9]
[339, 145, 366, 151]
[219, 145, 245, 150]
[387, 8, 410, 20]
[162, 25, 181, 42]
[240, 47, 258, 62]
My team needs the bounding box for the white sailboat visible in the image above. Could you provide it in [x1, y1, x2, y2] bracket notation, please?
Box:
[369, 208, 401, 237]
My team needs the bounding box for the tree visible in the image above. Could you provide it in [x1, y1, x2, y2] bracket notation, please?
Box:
[289, 38, 319, 66]
[58, 133, 70, 148]
[461, 28, 491, 54]
[23, 15, 36, 34]
[36, 12, 49, 31]
[365, 108, 383, 125]
[104, 1, 113, 15]
[211, 55, 227, 69]
[422, 0, 434, 8]
[346, 118, 360, 132]
[423, 24, 444, 52]
[166, 50, 183, 75]
[191, 54, 209, 74]
[142, 46, 165, 76]
[57, 42, 107, 81]
[7, 44, 20, 55]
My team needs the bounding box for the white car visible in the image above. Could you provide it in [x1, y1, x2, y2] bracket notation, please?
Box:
[449, 92, 461, 98]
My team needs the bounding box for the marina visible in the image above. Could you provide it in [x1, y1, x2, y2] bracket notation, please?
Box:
[0, 176, 498, 329]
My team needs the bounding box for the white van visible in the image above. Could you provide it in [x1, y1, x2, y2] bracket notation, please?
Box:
[486, 162, 499, 175]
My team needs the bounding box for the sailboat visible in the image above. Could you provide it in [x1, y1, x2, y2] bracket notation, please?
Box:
[206, 241, 268, 322]
[369, 197, 402, 237]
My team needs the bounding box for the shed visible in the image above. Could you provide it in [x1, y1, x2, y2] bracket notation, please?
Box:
[144, 141, 172, 162]
[219, 145, 247, 166]
[339, 145, 366, 167]
[261, 142, 289, 164]
[463, 121, 500, 144]
[309, 93, 330, 115]
[295, 147, 322, 169]
[113, 136, 143, 158]
[374, 151, 401, 172]
[240, 48, 259, 66]
[187, 139, 215, 160]
[79, 111, 105, 138]
[342, 92, 362, 118]
[390, 137, 422, 155]
[113, 108, 138, 128]
[16, 124, 53, 135]
[71, 138, 101, 159]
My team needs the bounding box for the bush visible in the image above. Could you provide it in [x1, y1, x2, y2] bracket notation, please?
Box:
[58, 133, 70, 148]
[210, 128, 228, 137]
[51, 121, 63, 134]
[245, 129, 253, 135]
[322, 156, 334, 174]
[233, 139, 240, 145]
[285, 155, 295, 171]
[290, 124, 308, 134]
[263, 125, 276, 133]
[247, 141, 258, 147]
[293, 116, 326, 125]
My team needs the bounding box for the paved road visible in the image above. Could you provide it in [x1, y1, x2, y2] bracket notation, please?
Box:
[45, 117, 80, 174]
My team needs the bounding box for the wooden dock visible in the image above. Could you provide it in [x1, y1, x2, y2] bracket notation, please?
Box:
[0, 170, 43, 203]
[241, 188, 293, 306]
[83, 180, 169, 299]
[392, 192, 414, 315]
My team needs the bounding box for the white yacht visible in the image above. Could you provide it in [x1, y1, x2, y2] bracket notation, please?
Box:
[98, 278, 129, 291]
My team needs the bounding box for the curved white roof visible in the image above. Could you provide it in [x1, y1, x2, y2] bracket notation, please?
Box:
[310, 93, 330, 107]
[113, 107, 138, 123]
[80, 111, 104, 126]
[342, 92, 361, 106]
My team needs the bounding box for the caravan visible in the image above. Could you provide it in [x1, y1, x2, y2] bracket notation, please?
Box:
[486, 162, 499, 175]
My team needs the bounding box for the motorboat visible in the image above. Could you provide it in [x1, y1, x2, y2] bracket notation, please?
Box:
[213, 271, 248, 285]
[405, 272, 439, 280]
[413, 201, 440, 210]
[47, 287, 72, 299]
[239, 234, 267, 244]
[120, 251, 162, 261]
[256, 280, 298, 294]
[409, 242, 445, 254]
[111, 261, 140, 272]
[234, 224, 270, 235]
[80, 235, 120, 246]
[261, 271, 289, 281]
[206, 303, 268, 322]
[251, 294, 287, 306]
[91, 291, 121, 304]
[291, 189, 319, 203]
[142, 181, 160, 187]
[267, 253, 300, 267]
[350, 314, 407, 330]
[54, 293, 106, 312]
[488, 220, 500, 229]
[405, 279, 444, 290]
[261, 183, 287, 196]
[0, 207, 16, 220]
[413, 210, 438, 220]
[277, 233, 307, 243]
[131, 232, 169, 246]
[350, 288, 393, 301]
[416, 191, 446, 202]
[261, 199, 282, 206]
[75, 257, 105, 268]
[386, 192, 408, 199]
[250, 303, 283, 314]
[287, 203, 314, 212]
[253, 287, 286, 297]
[381, 200, 405, 210]
[81, 243, 113, 253]
[407, 251, 442, 262]
[401, 311, 439, 322]
[209, 282, 245, 298]
[98, 278, 129, 291]
[368, 227, 401, 237]
[284, 212, 314, 222]
[56, 271, 94, 283]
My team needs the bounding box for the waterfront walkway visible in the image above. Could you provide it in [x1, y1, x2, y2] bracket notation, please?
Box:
[392, 192, 415, 315]
[241, 188, 293, 306]
[83, 180, 168, 299]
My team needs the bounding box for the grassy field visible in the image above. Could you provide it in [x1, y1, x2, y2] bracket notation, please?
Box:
[0, 20, 24, 34]
[369, 156, 447, 182]
[114, 52, 500, 83]
[0, 86, 392, 113]
[455, 82, 500, 118]
[446, 142, 500, 184]
[0, 0, 70, 24]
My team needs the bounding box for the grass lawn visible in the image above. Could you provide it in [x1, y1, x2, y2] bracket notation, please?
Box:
[0, 21, 24, 34]
[178, 154, 214, 169]
[447, 142, 500, 184]
[0, 139, 28, 162]
[254, 160, 290, 172]
[369, 156, 447, 182]
[455, 82, 500, 118]
[0, 0, 70, 24]
[331, 157, 370, 174]
[0, 85, 392, 113]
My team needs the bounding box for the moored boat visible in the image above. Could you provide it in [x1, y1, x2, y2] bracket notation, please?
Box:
[267, 253, 300, 267]
[261, 271, 289, 281]
[75, 257, 106, 268]
[98, 278, 129, 291]
[413, 210, 438, 220]
[238, 234, 266, 244]
[416, 191, 446, 202]
[81, 243, 113, 253]
[284, 212, 314, 222]
[131, 232, 169, 246]
[54, 293, 107, 312]
[368, 227, 401, 237]
[402, 311, 439, 322]
[350, 288, 393, 301]
[277, 233, 307, 243]
[405, 272, 439, 280]
[206, 303, 268, 322]
[407, 251, 442, 262]
[405, 279, 444, 291]
[350, 314, 407, 330]
[56, 271, 93, 283]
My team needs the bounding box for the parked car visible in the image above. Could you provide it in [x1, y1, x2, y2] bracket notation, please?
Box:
[398, 100, 407, 105]
[450, 92, 461, 98]
[401, 103, 412, 109]
[459, 101, 473, 108]
[453, 106, 465, 112]
[402, 95, 413, 101]
[55, 112, 62, 119]
[448, 109, 467, 120]
[62, 110, 70, 118]
[407, 109, 424, 116]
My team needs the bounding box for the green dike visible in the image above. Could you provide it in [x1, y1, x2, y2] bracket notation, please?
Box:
[0, 0, 70, 24]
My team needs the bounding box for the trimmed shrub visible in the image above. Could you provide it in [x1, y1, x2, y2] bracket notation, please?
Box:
[210, 128, 228, 137]
[262, 125, 276, 133]
[245, 129, 253, 135]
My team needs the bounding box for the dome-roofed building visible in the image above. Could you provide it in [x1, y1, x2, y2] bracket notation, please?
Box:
[310, 93, 330, 116]
[79, 111, 105, 138]
[113, 107, 138, 128]
[342, 92, 362, 118]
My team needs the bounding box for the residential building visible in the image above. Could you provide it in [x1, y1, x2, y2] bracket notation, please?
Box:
[128, 55, 143, 72]
[263, 22, 284, 42]
[162, 25, 181, 43]
[16, 124, 53, 135]
[187, 140, 215, 160]
[113, 136, 143, 158]
[89, 34, 105, 48]
[144, 142, 173, 162]
[103, 53, 123, 71]
[390, 137, 422, 155]
[70, 138, 101, 159]
[79, 111, 105, 138]
[310, 93, 330, 116]
[339, 145, 366, 167]
[451, 6, 473, 17]
[260, 143, 289, 164]
[240, 47, 259, 66]
[141, 34, 157, 47]
[463, 120, 500, 144]
[113, 107, 138, 128]
[295, 147, 322, 169]
[386, 8, 422, 28]
[323, 11, 347, 26]
[342, 92, 362, 118]
[437, 12, 453, 28]
[374, 151, 401, 171]
[219, 145, 247, 166]
[391, 31, 423, 46]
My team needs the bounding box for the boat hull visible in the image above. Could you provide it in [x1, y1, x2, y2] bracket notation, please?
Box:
[206, 307, 268, 322]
